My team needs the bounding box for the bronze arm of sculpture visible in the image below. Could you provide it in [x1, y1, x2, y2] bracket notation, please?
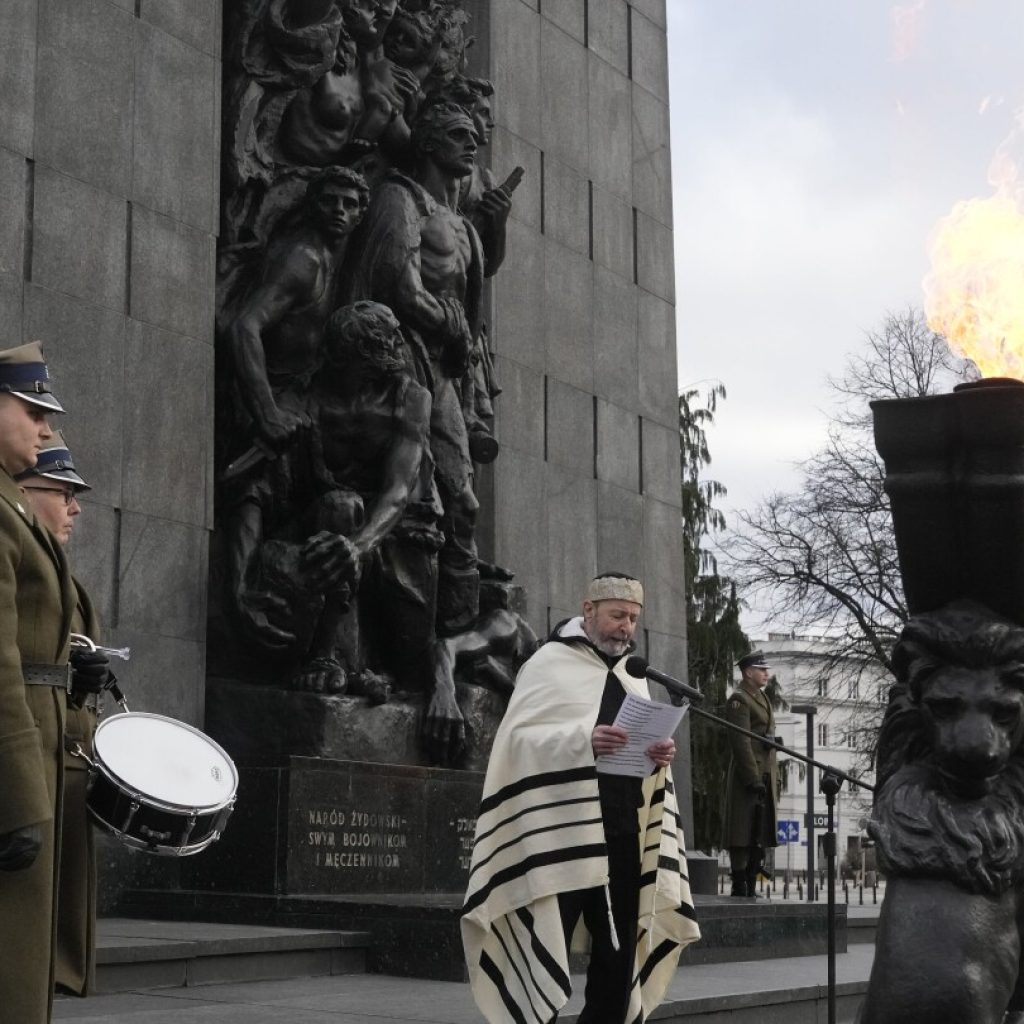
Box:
[227, 252, 318, 449]
[392, 257, 472, 372]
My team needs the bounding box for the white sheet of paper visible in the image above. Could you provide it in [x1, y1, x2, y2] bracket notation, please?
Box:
[595, 693, 689, 777]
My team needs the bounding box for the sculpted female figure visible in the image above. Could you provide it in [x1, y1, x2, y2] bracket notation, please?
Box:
[277, 0, 420, 168]
[222, 0, 413, 242]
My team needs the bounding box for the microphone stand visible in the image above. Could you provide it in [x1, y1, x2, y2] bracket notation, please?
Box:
[668, 695, 875, 1024]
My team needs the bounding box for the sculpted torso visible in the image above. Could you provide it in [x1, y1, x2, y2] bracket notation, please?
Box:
[280, 67, 365, 166]
[318, 387, 402, 493]
[419, 205, 472, 305]
[259, 237, 339, 380]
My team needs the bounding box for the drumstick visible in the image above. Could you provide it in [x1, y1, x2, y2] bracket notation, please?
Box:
[94, 643, 131, 661]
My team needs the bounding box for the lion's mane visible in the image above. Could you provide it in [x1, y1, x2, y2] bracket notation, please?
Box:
[869, 600, 1024, 895]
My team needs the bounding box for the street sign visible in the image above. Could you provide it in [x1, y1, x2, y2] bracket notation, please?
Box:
[804, 813, 829, 828]
[777, 819, 800, 845]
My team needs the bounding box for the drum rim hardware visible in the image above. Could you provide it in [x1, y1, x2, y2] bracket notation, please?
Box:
[71, 709, 239, 857]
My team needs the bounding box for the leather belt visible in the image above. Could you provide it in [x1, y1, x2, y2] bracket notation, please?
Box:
[23, 662, 71, 691]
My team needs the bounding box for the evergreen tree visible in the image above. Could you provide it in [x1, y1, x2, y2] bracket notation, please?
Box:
[679, 383, 749, 850]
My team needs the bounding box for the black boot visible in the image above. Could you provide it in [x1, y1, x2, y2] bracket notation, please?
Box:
[730, 872, 748, 897]
[746, 866, 762, 898]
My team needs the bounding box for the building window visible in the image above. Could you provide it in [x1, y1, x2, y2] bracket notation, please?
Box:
[847, 679, 860, 699]
[817, 678, 828, 697]
[818, 723, 829, 748]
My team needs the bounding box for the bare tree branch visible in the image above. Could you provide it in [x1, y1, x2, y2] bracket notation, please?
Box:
[722, 309, 974, 761]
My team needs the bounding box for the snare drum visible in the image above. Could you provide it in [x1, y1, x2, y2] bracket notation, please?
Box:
[85, 712, 238, 856]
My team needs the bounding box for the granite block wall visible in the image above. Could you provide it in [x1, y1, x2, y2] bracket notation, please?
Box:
[468, 0, 692, 829]
[470, 0, 685, 653]
[0, 0, 691, 887]
[0, 0, 221, 901]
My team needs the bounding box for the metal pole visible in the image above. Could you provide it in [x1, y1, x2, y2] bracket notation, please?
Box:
[821, 771, 841, 1024]
[790, 705, 817, 901]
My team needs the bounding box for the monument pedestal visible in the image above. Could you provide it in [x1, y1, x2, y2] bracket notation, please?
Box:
[184, 756, 483, 898]
[205, 677, 505, 773]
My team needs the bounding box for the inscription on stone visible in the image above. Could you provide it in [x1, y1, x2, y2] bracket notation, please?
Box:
[453, 815, 477, 871]
[304, 806, 409, 871]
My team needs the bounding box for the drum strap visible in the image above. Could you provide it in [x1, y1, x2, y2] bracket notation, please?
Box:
[23, 661, 71, 690]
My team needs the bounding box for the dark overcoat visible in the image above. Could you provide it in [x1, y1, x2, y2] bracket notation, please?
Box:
[55, 582, 99, 995]
[0, 467, 75, 1023]
[722, 682, 780, 850]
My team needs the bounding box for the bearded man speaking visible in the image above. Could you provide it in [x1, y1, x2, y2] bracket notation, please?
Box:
[462, 573, 701, 1024]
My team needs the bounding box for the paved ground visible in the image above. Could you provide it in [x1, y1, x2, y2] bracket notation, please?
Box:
[54, 943, 875, 1023]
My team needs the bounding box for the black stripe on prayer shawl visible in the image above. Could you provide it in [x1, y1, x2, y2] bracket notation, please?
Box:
[657, 854, 681, 873]
[676, 901, 699, 923]
[471, 795, 600, 853]
[480, 950, 529, 1024]
[469, 815, 605, 880]
[493, 914, 555, 1022]
[463, 843, 608, 915]
[516, 907, 572, 997]
[503, 912, 563, 1016]
[478, 766, 598, 816]
[644, 804, 678, 835]
[638, 937, 680, 987]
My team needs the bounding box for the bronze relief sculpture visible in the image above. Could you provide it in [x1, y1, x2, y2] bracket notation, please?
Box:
[215, 0, 529, 768]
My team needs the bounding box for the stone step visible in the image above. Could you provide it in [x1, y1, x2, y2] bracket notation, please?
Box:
[93, 917, 370, 994]
[118, 889, 856, 983]
[847, 906, 880, 945]
[56, 945, 876, 1024]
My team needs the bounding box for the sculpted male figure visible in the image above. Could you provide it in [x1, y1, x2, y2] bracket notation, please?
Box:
[217, 167, 368, 646]
[295, 300, 436, 695]
[347, 100, 485, 633]
[305, 301, 470, 758]
[445, 76, 513, 277]
[222, 166, 369, 451]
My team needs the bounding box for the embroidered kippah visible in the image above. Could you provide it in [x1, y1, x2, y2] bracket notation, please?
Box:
[585, 575, 644, 606]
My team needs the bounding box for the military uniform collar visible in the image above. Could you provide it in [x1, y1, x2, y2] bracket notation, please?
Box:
[0, 465, 32, 520]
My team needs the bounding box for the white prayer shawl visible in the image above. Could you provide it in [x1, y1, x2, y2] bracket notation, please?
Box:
[462, 634, 701, 1024]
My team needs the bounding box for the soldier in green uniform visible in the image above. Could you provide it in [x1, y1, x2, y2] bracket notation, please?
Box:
[0, 341, 89, 1024]
[17, 433, 106, 997]
[722, 651, 780, 897]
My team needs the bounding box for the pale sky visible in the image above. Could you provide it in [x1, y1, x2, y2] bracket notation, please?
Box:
[667, 1, 1024, 518]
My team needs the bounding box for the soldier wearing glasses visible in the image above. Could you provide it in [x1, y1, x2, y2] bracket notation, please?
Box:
[0, 342, 104, 1023]
[17, 433, 105, 998]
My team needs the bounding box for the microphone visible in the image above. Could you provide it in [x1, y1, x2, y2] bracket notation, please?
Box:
[625, 656, 704, 703]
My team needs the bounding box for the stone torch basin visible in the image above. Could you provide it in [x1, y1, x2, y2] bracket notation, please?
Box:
[872, 378, 1024, 624]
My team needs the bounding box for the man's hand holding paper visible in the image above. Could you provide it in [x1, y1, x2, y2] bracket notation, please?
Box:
[593, 694, 688, 777]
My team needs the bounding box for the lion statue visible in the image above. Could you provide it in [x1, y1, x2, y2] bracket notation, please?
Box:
[860, 600, 1024, 1024]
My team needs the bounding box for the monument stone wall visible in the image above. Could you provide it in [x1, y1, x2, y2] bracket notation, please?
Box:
[0, 0, 691, 901]
[470, 0, 693, 824]
[0, 0, 222, 901]
[471, 0, 685, 674]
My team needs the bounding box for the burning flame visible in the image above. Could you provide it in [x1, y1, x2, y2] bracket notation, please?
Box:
[924, 114, 1024, 379]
